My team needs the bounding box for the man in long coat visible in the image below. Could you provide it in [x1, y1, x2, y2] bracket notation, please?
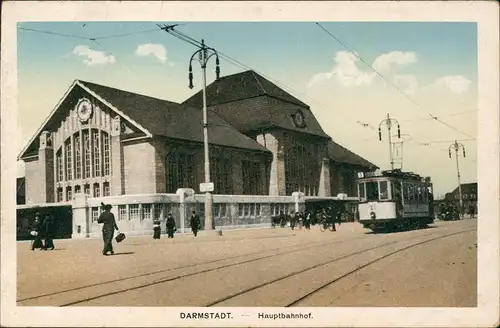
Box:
[97, 204, 119, 256]
[166, 213, 176, 238]
[190, 211, 201, 237]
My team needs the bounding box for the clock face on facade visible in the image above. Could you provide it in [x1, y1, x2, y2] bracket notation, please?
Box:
[76, 98, 93, 122]
[293, 110, 306, 128]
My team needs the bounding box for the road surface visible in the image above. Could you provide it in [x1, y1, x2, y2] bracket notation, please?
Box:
[17, 219, 477, 307]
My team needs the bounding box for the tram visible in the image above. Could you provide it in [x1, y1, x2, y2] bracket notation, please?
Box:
[357, 169, 434, 232]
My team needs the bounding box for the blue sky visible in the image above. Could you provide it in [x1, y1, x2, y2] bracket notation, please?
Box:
[17, 21, 478, 195]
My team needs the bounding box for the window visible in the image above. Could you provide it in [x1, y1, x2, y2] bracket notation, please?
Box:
[103, 182, 110, 196]
[75, 134, 82, 179]
[92, 130, 101, 177]
[365, 181, 379, 201]
[242, 161, 263, 195]
[92, 207, 99, 222]
[84, 184, 90, 196]
[285, 146, 318, 196]
[57, 188, 63, 202]
[154, 204, 162, 220]
[75, 185, 81, 194]
[379, 181, 389, 200]
[93, 183, 100, 197]
[358, 183, 366, 200]
[102, 132, 110, 176]
[118, 205, 127, 221]
[166, 152, 195, 193]
[66, 187, 72, 201]
[256, 204, 261, 216]
[56, 149, 63, 182]
[83, 130, 91, 178]
[129, 204, 140, 220]
[65, 139, 72, 180]
[142, 204, 152, 220]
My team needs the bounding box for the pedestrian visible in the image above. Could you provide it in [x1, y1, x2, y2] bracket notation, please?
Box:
[166, 213, 176, 238]
[30, 213, 43, 251]
[279, 211, 286, 228]
[153, 218, 161, 239]
[190, 210, 201, 237]
[290, 212, 298, 230]
[304, 211, 311, 230]
[42, 214, 55, 250]
[97, 203, 119, 256]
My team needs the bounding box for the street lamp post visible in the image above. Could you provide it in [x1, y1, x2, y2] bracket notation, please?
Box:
[378, 113, 401, 170]
[188, 39, 221, 232]
[449, 140, 466, 217]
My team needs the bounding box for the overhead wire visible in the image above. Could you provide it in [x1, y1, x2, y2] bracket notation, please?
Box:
[315, 22, 476, 141]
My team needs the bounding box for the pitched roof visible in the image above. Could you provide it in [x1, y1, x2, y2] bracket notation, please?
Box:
[183, 70, 309, 108]
[327, 140, 378, 170]
[77, 81, 271, 153]
[182, 70, 330, 139]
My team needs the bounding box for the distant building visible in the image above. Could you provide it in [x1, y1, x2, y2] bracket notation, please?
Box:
[18, 70, 377, 205]
[444, 182, 477, 208]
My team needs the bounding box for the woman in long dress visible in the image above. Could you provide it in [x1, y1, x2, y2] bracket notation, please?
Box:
[166, 213, 176, 238]
[42, 214, 55, 250]
[153, 219, 161, 239]
[31, 213, 43, 250]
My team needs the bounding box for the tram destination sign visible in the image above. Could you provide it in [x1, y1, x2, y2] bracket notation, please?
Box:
[200, 182, 214, 193]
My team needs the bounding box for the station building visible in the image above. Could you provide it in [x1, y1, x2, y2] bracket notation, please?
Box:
[18, 70, 377, 205]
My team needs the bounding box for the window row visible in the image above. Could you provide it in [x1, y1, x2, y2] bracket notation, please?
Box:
[271, 203, 295, 216]
[166, 152, 266, 195]
[56, 129, 110, 183]
[56, 182, 110, 202]
[455, 193, 477, 200]
[284, 146, 318, 196]
[237, 203, 262, 218]
[114, 203, 172, 221]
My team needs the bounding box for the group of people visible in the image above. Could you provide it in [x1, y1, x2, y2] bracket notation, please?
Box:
[437, 202, 477, 220]
[30, 213, 55, 251]
[272, 205, 345, 231]
[153, 210, 201, 239]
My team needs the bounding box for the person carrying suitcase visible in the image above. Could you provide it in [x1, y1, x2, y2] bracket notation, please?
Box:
[97, 203, 119, 256]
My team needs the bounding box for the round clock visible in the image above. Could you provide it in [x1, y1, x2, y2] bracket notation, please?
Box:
[76, 98, 93, 122]
[293, 111, 305, 127]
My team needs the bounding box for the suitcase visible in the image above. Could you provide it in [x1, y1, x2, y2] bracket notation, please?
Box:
[115, 232, 126, 243]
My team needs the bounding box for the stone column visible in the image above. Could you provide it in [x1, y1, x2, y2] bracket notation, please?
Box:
[39, 131, 55, 203]
[318, 157, 331, 197]
[72, 193, 90, 238]
[111, 116, 123, 196]
[177, 188, 195, 233]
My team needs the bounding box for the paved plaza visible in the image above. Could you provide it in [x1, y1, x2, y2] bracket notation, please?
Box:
[17, 220, 477, 307]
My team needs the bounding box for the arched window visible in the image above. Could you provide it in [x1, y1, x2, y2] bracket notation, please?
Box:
[65, 139, 72, 180]
[83, 130, 91, 178]
[56, 148, 63, 182]
[92, 129, 101, 177]
[284, 146, 318, 196]
[75, 134, 82, 179]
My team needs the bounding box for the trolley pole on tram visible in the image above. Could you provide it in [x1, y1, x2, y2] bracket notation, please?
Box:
[449, 140, 466, 217]
[378, 113, 401, 170]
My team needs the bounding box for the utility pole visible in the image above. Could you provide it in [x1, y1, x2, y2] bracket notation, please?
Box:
[449, 140, 466, 217]
[160, 25, 221, 233]
[378, 113, 401, 170]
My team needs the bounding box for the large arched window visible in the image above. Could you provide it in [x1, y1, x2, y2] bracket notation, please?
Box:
[284, 146, 318, 196]
[55, 129, 111, 193]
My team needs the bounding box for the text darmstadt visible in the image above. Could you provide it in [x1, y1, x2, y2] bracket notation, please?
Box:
[180, 312, 233, 320]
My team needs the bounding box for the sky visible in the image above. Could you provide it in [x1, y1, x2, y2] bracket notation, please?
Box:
[17, 21, 478, 196]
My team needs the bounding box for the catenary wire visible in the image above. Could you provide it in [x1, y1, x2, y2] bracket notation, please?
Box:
[315, 22, 476, 141]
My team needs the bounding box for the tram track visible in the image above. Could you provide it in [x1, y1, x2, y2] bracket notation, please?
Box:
[59, 226, 471, 307]
[18, 233, 371, 305]
[206, 228, 475, 307]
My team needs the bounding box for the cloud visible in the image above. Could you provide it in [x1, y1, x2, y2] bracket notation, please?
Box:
[135, 43, 167, 64]
[72, 45, 116, 66]
[431, 75, 471, 94]
[308, 50, 417, 88]
[393, 75, 419, 95]
[372, 51, 417, 73]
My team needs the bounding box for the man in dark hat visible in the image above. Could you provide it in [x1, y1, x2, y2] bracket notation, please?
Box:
[190, 210, 201, 237]
[97, 204, 119, 256]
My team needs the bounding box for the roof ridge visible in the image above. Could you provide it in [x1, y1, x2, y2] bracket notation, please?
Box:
[250, 70, 268, 96]
[78, 80, 180, 105]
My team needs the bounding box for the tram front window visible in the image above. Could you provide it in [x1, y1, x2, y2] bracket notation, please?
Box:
[379, 181, 389, 200]
[365, 182, 379, 201]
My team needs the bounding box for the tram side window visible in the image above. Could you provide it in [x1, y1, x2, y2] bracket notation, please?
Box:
[379, 181, 389, 200]
[365, 182, 379, 201]
[358, 183, 366, 200]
